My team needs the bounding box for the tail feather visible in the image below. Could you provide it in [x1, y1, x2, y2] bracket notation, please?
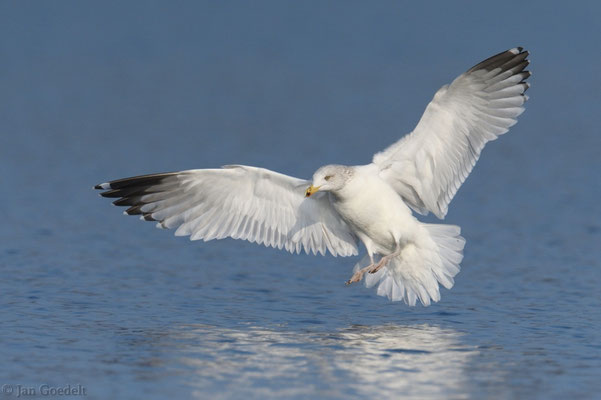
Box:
[355, 223, 465, 306]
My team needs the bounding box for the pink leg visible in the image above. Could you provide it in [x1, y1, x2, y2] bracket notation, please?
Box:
[345, 264, 375, 285]
[367, 255, 392, 274]
[368, 245, 403, 274]
[345, 254, 376, 285]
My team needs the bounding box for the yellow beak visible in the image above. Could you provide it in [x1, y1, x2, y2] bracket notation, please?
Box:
[305, 185, 321, 197]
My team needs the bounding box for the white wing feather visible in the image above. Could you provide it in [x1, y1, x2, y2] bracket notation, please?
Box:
[96, 165, 358, 257]
[373, 47, 531, 218]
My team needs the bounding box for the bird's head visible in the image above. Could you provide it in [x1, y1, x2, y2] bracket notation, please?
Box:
[305, 165, 351, 197]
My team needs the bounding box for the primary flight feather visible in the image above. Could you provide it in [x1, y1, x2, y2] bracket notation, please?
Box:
[96, 47, 530, 306]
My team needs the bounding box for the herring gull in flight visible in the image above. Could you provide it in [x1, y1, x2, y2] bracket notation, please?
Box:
[95, 47, 530, 306]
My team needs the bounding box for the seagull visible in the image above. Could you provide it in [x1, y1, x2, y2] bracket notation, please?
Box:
[95, 47, 530, 306]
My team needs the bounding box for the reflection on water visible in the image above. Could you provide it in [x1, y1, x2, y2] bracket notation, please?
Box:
[170, 324, 479, 399]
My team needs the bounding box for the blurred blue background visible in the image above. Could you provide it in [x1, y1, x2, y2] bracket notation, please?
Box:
[1, 1, 600, 399]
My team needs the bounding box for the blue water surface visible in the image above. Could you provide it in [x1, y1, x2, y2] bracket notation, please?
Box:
[1, 1, 600, 399]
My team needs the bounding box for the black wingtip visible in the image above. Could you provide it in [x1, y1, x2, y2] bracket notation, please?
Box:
[467, 47, 530, 74]
[100, 189, 125, 198]
[125, 205, 143, 215]
[113, 197, 137, 206]
[143, 213, 156, 221]
[96, 171, 180, 224]
[101, 172, 177, 190]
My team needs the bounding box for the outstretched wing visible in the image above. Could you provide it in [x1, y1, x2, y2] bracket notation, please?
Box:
[373, 47, 531, 219]
[95, 165, 358, 257]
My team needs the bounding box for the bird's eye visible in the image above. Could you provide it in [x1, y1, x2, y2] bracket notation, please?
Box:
[324, 175, 333, 181]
